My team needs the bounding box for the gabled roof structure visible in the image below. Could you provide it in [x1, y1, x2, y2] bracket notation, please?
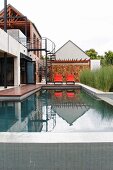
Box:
[50, 91, 89, 125]
[53, 104, 89, 125]
[55, 40, 89, 60]
[0, 4, 41, 38]
[0, 4, 24, 18]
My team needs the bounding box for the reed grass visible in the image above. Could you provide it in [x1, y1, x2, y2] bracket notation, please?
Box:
[80, 66, 113, 92]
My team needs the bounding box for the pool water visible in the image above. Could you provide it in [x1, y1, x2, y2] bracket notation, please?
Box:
[0, 89, 113, 132]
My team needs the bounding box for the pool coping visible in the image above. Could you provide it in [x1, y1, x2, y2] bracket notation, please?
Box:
[0, 132, 113, 143]
[78, 83, 113, 106]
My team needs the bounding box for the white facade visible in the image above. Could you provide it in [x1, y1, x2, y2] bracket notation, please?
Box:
[90, 60, 101, 70]
[7, 29, 27, 46]
[0, 28, 28, 86]
[55, 40, 89, 60]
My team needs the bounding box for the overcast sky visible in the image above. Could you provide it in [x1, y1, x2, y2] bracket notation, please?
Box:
[1, 0, 113, 55]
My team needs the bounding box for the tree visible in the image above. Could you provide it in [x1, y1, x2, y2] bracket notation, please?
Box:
[104, 51, 113, 65]
[85, 49, 98, 59]
[100, 56, 107, 66]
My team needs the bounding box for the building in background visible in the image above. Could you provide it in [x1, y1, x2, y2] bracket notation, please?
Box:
[0, 4, 42, 86]
[49, 40, 90, 83]
[55, 40, 89, 60]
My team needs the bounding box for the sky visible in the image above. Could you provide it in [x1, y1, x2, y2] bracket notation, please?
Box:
[1, 0, 113, 55]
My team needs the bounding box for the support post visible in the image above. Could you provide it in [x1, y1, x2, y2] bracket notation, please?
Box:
[4, 52, 7, 88]
[25, 17, 27, 47]
[45, 39, 48, 84]
[4, 0, 7, 88]
[4, 0, 7, 32]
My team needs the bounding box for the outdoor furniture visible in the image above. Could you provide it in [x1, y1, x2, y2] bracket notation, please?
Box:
[66, 91, 75, 98]
[66, 74, 75, 84]
[54, 74, 63, 84]
[54, 91, 63, 97]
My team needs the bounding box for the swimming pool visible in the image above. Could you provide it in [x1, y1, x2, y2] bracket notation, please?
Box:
[0, 89, 113, 132]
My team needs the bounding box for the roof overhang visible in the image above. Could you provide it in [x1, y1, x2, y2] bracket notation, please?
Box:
[20, 53, 32, 61]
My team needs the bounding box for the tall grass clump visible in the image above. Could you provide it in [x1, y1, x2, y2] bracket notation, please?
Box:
[80, 69, 95, 87]
[80, 66, 113, 92]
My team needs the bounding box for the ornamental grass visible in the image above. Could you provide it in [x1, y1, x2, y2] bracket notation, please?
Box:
[80, 66, 113, 92]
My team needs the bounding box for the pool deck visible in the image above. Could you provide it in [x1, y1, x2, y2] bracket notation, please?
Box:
[0, 84, 42, 101]
[0, 84, 42, 95]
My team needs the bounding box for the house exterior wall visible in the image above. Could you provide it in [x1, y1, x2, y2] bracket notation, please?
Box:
[0, 4, 43, 85]
[0, 28, 8, 52]
[90, 60, 101, 70]
[7, 29, 27, 46]
[29, 23, 42, 83]
[0, 28, 28, 86]
[0, 29, 27, 58]
[51, 60, 90, 82]
[55, 41, 89, 60]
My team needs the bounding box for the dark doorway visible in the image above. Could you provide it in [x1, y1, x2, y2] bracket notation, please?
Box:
[0, 57, 14, 86]
[20, 59, 36, 84]
[27, 61, 36, 84]
[20, 59, 27, 84]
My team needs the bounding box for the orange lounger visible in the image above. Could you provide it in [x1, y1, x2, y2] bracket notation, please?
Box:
[66, 74, 75, 84]
[54, 91, 63, 97]
[54, 74, 63, 84]
[66, 91, 75, 98]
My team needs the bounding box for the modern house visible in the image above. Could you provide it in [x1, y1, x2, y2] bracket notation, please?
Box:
[0, 4, 42, 86]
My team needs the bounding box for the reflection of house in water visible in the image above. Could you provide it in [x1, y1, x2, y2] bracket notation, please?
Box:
[51, 90, 89, 125]
[21, 93, 44, 132]
[28, 111, 43, 132]
[0, 101, 32, 132]
[0, 102, 18, 132]
[0, 94, 42, 132]
[32, 91, 56, 132]
[1, 90, 113, 132]
[53, 104, 89, 125]
[28, 106, 56, 132]
[0, 91, 56, 132]
[36, 90, 90, 129]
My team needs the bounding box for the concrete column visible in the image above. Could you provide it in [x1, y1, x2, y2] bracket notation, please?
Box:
[15, 102, 21, 122]
[14, 54, 20, 86]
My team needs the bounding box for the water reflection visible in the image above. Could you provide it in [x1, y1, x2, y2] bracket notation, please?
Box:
[0, 89, 113, 132]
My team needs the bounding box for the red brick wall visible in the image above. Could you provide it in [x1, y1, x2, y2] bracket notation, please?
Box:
[50, 60, 90, 82]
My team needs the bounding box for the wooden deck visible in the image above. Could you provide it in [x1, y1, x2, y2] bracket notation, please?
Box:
[0, 84, 42, 97]
[0, 84, 81, 101]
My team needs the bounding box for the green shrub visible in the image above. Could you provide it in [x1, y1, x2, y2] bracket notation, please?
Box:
[80, 66, 113, 92]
